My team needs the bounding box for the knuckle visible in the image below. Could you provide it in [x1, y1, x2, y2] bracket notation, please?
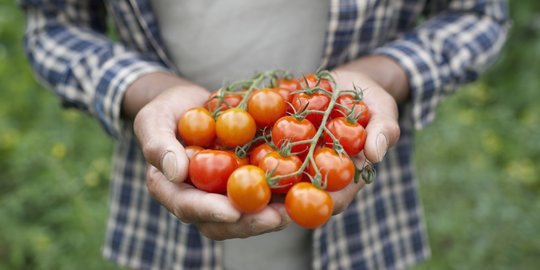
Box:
[172, 207, 190, 224]
[197, 225, 228, 241]
[387, 121, 401, 139]
[141, 138, 164, 166]
[145, 168, 159, 198]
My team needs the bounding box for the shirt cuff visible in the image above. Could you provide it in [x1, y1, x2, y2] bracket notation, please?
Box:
[373, 40, 448, 130]
[93, 53, 169, 138]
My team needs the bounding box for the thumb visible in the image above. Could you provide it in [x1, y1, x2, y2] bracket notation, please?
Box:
[134, 105, 189, 182]
[362, 88, 400, 164]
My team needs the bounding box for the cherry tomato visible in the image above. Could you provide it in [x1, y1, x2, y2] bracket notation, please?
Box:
[216, 108, 257, 147]
[324, 117, 367, 156]
[227, 151, 249, 166]
[178, 107, 216, 147]
[259, 151, 303, 194]
[299, 73, 333, 92]
[331, 95, 371, 127]
[285, 182, 333, 229]
[183, 145, 203, 185]
[290, 92, 330, 127]
[272, 116, 316, 154]
[248, 88, 287, 127]
[188, 150, 238, 193]
[205, 93, 243, 112]
[274, 87, 294, 103]
[250, 143, 274, 165]
[308, 148, 355, 191]
[227, 165, 271, 213]
[184, 145, 203, 160]
[277, 78, 301, 92]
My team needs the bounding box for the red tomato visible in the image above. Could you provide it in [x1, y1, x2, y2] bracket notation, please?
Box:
[227, 165, 271, 213]
[290, 92, 331, 127]
[183, 145, 203, 185]
[259, 151, 303, 194]
[274, 87, 294, 103]
[272, 116, 316, 154]
[227, 151, 249, 166]
[285, 182, 333, 229]
[331, 95, 371, 127]
[205, 93, 243, 112]
[216, 108, 257, 147]
[278, 78, 301, 92]
[188, 150, 238, 193]
[308, 148, 355, 191]
[184, 145, 203, 160]
[250, 143, 274, 165]
[177, 107, 216, 147]
[248, 88, 287, 127]
[324, 117, 367, 156]
[299, 73, 333, 92]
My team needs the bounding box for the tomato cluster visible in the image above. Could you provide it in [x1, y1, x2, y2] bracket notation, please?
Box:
[177, 70, 371, 229]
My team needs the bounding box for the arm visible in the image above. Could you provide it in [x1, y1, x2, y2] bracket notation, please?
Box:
[370, 0, 509, 129]
[20, 0, 169, 138]
[329, 0, 508, 210]
[21, 0, 288, 239]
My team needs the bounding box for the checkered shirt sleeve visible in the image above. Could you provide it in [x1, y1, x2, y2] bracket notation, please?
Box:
[19, 0, 169, 138]
[373, 0, 509, 129]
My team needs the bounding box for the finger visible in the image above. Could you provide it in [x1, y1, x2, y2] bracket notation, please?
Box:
[362, 87, 400, 163]
[196, 203, 288, 240]
[146, 166, 241, 223]
[328, 179, 365, 215]
[134, 97, 189, 182]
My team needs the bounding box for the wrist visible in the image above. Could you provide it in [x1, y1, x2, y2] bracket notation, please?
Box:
[121, 71, 208, 119]
[332, 55, 410, 103]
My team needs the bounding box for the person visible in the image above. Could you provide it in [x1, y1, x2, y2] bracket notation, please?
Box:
[19, 0, 508, 269]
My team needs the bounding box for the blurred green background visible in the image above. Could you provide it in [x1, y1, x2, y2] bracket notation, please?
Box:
[1, 1, 539, 269]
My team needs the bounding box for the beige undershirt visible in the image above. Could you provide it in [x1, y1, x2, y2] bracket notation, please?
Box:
[151, 0, 329, 269]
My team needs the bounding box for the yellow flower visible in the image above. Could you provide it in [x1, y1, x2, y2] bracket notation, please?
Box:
[50, 143, 67, 159]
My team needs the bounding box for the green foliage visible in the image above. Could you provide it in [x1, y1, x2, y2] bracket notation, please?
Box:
[0, 1, 118, 269]
[413, 1, 540, 269]
[0, 0, 539, 269]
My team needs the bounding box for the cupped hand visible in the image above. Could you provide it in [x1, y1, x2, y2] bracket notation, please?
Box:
[130, 78, 288, 240]
[327, 64, 403, 215]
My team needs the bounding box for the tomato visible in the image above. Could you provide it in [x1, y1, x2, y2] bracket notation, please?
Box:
[184, 145, 203, 160]
[250, 143, 274, 165]
[324, 117, 367, 156]
[277, 78, 301, 92]
[308, 148, 355, 191]
[299, 73, 333, 92]
[274, 87, 294, 103]
[216, 108, 257, 147]
[248, 88, 287, 127]
[331, 95, 371, 127]
[285, 182, 333, 229]
[178, 107, 216, 147]
[259, 151, 303, 194]
[227, 165, 271, 213]
[205, 93, 243, 112]
[290, 92, 331, 127]
[188, 150, 238, 193]
[183, 145, 203, 184]
[272, 116, 316, 154]
[227, 151, 249, 166]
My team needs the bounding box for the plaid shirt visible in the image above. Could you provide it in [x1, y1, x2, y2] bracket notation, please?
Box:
[20, 0, 508, 269]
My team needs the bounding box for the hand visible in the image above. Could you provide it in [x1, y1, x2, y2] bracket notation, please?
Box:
[328, 55, 406, 215]
[128, 73, 289, 240]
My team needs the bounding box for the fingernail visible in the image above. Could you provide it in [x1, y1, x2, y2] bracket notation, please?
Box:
[162, 151, 178, 181]
[376, 133, 388, 162]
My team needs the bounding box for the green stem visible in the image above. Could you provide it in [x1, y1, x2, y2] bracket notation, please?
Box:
[236, 72, 271, 110]
[268, 84, 342, 188]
